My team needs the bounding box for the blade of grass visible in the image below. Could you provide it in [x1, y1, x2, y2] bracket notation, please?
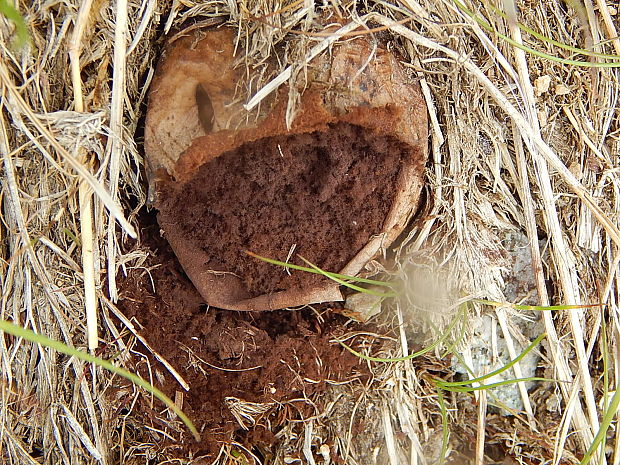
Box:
[448, 349, 543, 418]
[0, 319, 200, 441]
[440, 308, 468, 358]
[0, 0, 28, 48]
[246, 251, 394, 288]
[485, 0, 620, 60]
[434, 301, 471, 358]
[337, 305, 465, 362]
[297, 255, 397, 297]
[438, 333, 546, 387]
[437, 376, 557, 392]
[474, 299, 603, 311]
[452, 0, 620, 67]
[580, 386, 620, 465]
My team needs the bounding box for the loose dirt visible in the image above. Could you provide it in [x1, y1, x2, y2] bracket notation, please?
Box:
[117, 213, 369, 458]
[156, 122, 407, 297]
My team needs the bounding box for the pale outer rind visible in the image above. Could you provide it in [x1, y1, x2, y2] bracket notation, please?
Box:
[146, 27, 428, 311]
[144, 28, 255, 181]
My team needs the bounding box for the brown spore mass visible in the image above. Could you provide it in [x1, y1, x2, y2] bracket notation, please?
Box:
[117, 216, 367, 457]
[157, 122, 407, 297]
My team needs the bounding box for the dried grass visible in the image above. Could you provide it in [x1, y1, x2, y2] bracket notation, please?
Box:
[1, 0, 619, 464]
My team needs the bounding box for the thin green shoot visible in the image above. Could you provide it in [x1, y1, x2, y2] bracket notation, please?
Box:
[598, 307, 610, 464]
[432, 332, 549, 458]
[297, 255, 397, 298]
[0, 0, 28, 48]
[580, 384, 620, 465]
[63, 228, 81, 246]
[434, 301, 470, 358]
[337, 305, 465, 362]
[437, 388, 450, 465]
[439, 309, 467, 358]
[448, 345, 546, 418]
[246, 251, 394, 289]
[435, 333, 546, 388]
[0, 319, 200, 442]
[473, 299, 603, 311]
[484, 1, 620, 60]
[451, 0, 620, 67]
[437, 376, 557, 392]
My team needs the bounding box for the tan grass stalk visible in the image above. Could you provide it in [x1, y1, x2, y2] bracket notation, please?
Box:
[302, 421, 317, 465]
[399, 54, 444, 253]
[595, 0, 620, 55]
[106, 0, 129, 303]
[244, 18, 367, 112]
[554, 377, 584, 465]
[382, 403, 399, 465]
[60, 402, 103, 461]
[69, 0, 98, 351]
[103, 298, 190, 391]
[0, 103, 73, 342]
[513, 119, 593, 452]
[614, 337, 620, 465]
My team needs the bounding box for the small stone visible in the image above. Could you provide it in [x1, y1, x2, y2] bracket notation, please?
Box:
[344, 291, 383, 322]
[534, 75, 551, 95]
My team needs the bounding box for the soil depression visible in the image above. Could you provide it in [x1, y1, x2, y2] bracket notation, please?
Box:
[157, 122, 408, 297]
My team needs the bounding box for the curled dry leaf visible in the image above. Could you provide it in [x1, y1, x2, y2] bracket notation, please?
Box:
[145, 26, 428, 311]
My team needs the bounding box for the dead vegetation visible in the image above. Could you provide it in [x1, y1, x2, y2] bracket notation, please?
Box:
[1, 0, 620, 464]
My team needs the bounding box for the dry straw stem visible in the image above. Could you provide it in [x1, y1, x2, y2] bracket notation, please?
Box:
[475, 380, 487, 465]
[106, 0, 129, 304]
[69, 0, 98, 352]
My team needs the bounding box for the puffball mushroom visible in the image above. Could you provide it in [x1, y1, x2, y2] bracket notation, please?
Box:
[145, 26, 428, 311]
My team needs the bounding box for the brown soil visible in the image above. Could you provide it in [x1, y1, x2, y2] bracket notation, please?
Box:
[117, 213, 368, 459]
[156, 122, 407, 297]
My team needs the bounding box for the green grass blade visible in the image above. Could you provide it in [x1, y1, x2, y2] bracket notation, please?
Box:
[437, 376, 555, 392]
[473, 299, 602, 311]
[485, 1, 620, 60]
[580, 385, 620, 465]
[437, 302, 470, 358]
[297, 255, 397, 297]
[0, 319, 200, 441]
[452, 0, 620, 67]
[337, 305, 465, 362]
[246, 251, 394, 288]
[438, 333, 546, 387]
[0, 0, 29, 48]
